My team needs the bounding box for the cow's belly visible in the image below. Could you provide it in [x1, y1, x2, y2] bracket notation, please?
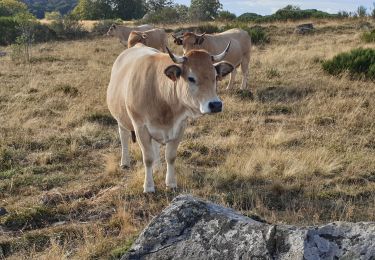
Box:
[146, 119, 187, 144]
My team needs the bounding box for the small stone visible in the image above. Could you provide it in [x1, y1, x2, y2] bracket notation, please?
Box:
[0, 207, 8, 216]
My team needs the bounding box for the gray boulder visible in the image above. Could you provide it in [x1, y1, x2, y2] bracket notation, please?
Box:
[294, 23, 314, 34]
[122, 195, 375, 260]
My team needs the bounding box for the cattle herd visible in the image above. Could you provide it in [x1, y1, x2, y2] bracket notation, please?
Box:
[106, 23, 251, 193]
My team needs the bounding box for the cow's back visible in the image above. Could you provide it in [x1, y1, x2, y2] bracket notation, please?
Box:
[204, 29, 251, 66]
[107, 46, 160, 129]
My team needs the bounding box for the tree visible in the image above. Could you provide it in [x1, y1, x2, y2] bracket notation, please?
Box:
[357, 5, 367, 17]
[189, 0, 222, 21]
[112, 0, 146, 20]
[145, 0, 173, 13]
[174, 4, 188, 22]
[71, 0, 113, 20]
[371, 2, 375, 19]
[217, 10, 236, 21]
[282, 5, 301, 11]
[0, 0, 28, 16]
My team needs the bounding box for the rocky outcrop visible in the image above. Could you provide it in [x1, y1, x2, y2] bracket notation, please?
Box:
[122, 195, 375, 260]
[294, 23, 314, 34]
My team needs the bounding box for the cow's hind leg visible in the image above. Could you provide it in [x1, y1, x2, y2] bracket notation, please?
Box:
[240, 55, 250, 90]
[135, 126, 155, 193]
[226, 68, 237, 90]
[119, 126, 131, 169]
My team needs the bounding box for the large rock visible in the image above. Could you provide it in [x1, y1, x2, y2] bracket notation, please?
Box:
[122, 195, 375, 260]
[294, 23, 314, 34]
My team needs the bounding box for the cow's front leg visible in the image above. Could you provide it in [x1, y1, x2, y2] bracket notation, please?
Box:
[226, 68, 237, 90]
[135, 126, 155, 193]
[118, 125, 131, 169]
[152, 139, 161, 170]
[165, 127, 185, 189]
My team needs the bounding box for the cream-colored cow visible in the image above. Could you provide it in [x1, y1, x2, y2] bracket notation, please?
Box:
[107, 43, 234, 192]
[173, 29, 251, 90]
[107, 24, 154, 46]
[128, 29, 167, 52]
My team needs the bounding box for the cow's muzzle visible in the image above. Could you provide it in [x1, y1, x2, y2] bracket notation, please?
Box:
[208, 101, 222, 113]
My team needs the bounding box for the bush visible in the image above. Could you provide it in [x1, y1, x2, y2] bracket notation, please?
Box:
[196, 23, 220, 34]
[0, 16, 19, 45]
[322, 48, 375, 80]
[44, 11, 62, 20]
[245, 26, 270, 45]
[48, 17, 88, 40]
[217, 10, 236, 21]
[143, 7, 179, 24]
[91, 19, 117, 36]
[222, 23, 270, 45]
[237, 12, 262, 22]
[361, 30, 375, 43]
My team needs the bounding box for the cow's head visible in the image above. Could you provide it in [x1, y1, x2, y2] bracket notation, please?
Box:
[164, 42, 234, 115]
[173, 32, 206, 53]
[106, 24, 117, 36]
[128, 31, 147, 47]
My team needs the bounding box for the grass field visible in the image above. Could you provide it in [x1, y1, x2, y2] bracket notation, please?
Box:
[1, 18, 375, 259]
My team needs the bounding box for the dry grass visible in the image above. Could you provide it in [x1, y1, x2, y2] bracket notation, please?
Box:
[0, 19, 374, 259]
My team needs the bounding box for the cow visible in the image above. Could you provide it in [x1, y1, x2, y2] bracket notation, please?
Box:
[107, 24, 154, 46]
[128, 29, 167, 52]
[173, 29, 251, 90]
[107, 43, 234, 193]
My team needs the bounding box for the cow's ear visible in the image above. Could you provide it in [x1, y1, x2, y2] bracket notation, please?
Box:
[164, 65, 182, 82]
[141, 33, 148, 39]
[215, 62, 234, 81]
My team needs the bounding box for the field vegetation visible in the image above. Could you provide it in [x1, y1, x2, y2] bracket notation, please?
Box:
[0, 18, 375, 259]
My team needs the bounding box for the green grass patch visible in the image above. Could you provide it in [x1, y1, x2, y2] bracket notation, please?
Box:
[2, 206, 59, 231]
[110, 238, 135, 259]
[322, 48, 375, 80]
[361, 29, 375, 43]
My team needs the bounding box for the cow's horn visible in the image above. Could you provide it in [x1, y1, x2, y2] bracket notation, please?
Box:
[166, 46, 186, 64]
[211, 41, 231, 62]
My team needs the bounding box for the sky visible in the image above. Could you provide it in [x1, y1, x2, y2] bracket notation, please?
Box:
[174, 0, 375, 16]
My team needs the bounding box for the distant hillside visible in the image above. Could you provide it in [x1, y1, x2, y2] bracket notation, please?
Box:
[22, 0, 78, 18]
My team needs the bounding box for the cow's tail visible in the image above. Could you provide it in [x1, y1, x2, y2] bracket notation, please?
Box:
[131, 131, 136, 143]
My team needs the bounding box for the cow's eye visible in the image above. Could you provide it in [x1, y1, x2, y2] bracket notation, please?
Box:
[188, 77, 196, 83]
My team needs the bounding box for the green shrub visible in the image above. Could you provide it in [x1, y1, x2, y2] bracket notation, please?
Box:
[322, 48, 375, 80]
[237, 12, 262, 22]
[246, 26, 270, 45]
[44, 11, 62, 21]
[48, 16, 88, 40]
[222, 23, 270, 45]
[143, 7, 179, 24]
[361, 30, 375, 43]
[196, 23, 220, 34]
[217, 10, 236, 21]
[91, 19, 117, 36]
[0, 16, 19, 45]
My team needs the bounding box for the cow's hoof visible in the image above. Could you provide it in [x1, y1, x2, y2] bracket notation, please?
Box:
[143, 186, 155, 193]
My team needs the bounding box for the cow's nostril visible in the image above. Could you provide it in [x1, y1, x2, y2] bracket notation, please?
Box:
[208, 101, 222, 113]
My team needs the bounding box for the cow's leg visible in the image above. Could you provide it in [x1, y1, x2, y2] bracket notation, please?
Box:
[118, 125, 131, 169]
[226, 68, 237, 90]
[152, 139, 161, 169]
[165, 127, 185, 189]
[240, 56, 250, 90]
[135, 126, 155, 193]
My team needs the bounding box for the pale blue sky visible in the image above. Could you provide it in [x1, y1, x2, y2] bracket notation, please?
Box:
[174, 0, 375, 15]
